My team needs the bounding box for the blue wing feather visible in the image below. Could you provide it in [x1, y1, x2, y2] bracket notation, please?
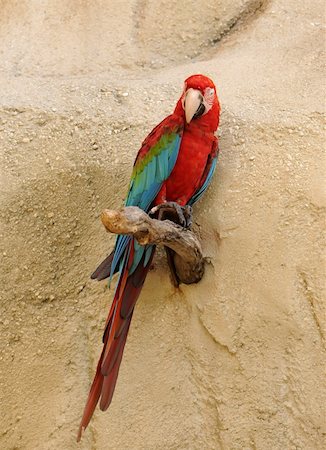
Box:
[109, 121, 183, 279]
[126, 133, 181, 210]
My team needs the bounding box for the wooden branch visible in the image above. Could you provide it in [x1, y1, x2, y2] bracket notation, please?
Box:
[100, 206, 205, 284]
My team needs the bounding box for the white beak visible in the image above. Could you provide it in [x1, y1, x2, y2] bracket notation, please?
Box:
[185, 88, 203, 123]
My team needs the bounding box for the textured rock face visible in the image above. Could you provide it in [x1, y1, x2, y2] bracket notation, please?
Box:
[0, 1, 325, 449]
[0, 0, 263, 76]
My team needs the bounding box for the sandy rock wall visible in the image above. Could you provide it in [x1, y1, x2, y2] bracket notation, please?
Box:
[0, 0, 262, 76]
[0, 1, 325, 449]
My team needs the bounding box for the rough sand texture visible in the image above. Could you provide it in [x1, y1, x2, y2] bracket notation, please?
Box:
[0, 1, 325, 449]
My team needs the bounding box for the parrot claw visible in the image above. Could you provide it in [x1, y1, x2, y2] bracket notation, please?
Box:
[150, 202, 193, 229]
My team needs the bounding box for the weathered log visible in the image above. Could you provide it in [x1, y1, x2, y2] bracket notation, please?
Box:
[100, 206, 205, 284]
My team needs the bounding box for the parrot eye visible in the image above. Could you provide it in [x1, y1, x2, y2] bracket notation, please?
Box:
[204, 87, 215, 99]
[202, 87, 215, 114]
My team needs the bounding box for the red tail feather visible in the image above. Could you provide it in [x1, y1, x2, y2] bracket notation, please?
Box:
[100, 316, 132, 411]
[77, 243, 155, 441]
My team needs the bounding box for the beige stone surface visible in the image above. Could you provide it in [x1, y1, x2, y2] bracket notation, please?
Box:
[0, 1, 325, 449]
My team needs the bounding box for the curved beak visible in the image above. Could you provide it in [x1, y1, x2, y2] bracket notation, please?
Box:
[184, 88, 203, 123]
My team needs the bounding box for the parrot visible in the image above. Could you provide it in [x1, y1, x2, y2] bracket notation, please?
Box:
[77, 74, 220, 441]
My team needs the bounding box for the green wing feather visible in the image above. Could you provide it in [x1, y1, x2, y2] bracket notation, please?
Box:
[111, 114, 183, 276]
[126, 117, 183, 210]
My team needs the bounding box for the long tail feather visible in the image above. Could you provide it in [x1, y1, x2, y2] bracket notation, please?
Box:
[91, 251, 115, 280]
[77, 349, 105, 442]
[99, 315, 132, 411]
[77, 241, 155, 441]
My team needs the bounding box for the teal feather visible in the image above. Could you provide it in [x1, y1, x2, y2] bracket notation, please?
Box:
[168, 137, 180, 173]
[145, 157, 157, 190]
[158, 145, 169, 180]
[126, 129, 182, 211]
[134, 169, 146, 196]
[129, 241, 145, 274]
[143, 246, 154, 267]
[109, 120, 183, 279]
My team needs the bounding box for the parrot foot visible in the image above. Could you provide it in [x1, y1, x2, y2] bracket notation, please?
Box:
[150, 202, 193, 229]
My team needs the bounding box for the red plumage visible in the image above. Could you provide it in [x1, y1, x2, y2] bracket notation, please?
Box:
[156, 75, 219, 204]
[77, 74, 220, 441]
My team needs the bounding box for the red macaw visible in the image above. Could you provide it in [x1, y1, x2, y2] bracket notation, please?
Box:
[77, 74, 220, 441]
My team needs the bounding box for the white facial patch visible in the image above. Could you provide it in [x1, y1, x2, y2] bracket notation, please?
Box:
[202, 87, 215, 113]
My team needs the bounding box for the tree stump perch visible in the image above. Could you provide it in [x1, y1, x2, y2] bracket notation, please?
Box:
[100, 206, 205, 284]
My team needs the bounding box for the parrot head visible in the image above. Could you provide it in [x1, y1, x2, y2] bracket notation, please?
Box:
[175, 74, 220, 130]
